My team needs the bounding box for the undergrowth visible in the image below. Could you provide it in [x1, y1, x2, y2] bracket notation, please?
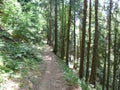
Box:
[0, 32, 43, 89]
[58, 60, 101, 90]
[58, 60, 80, 86]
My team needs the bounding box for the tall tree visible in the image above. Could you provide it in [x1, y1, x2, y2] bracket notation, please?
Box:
[89, 0, 99, 86]
[79, 0, 87, 79]
[66, 0, 72, 65]
[85, 0, 92, 82]
[112, 15, 118, 90]
[119, 74, 120, 90]
[47, 0, 52, 45]
[112, 22, 117, 90]
[73, 0, 77, 69]
[106, 0, 112, 90]
[61, 0, 65, 60]
[102, 40, 107, 90]
[53, 0, 58, 54]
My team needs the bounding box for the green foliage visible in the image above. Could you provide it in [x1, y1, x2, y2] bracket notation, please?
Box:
[0, 30, 43, 88]
[0, 39, 43, 90]
[1, 0, 22, 27]
[0, 0, 46, 89]
[1, 0, 46, 44]
[58, 60, 102, 90]
[96, 84, 102, 90]
[58, 60, 80, 86]
[1, 42, 42, 70]
[0, 1, 45, 86]
[80, 80, 90, 90]
[80, 80, 103, 90]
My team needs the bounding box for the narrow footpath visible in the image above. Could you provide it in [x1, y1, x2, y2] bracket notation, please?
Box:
[33, 45, 68, 90]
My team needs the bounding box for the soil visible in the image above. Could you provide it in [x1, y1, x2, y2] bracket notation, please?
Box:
[0, 45, 82, 90]
[0, 45, 81, 90]
[32, 45, 81, 90]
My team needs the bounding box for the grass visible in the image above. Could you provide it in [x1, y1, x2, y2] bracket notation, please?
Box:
[0, 35, 44, 90]
[57, 60, 102, 90]
[81, 80, 90, 90]
[58, 60, 80, 86]
[19, 58, 43, 89]
[0, 58, 43, 89]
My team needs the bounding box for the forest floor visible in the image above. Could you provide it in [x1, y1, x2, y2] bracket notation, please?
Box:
[32, 45, 81, 90]
[1, 45, 81, 90]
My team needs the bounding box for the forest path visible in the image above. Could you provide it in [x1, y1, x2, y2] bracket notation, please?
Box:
[33, 45, 68, 90]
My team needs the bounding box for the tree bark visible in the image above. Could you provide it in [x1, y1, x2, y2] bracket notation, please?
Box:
[85, 0, 91, 82]
[66, 0, 72, 65]
[47, 0, 52, 45]
[53, 0, 58, 54]
[102, 40, 107, 90]
[112, 21, 117, 90]
[89, 0, 98, 86]
[79, 0, 87, 79]
[73, 0, 77, 69]
[106, 0, 112, 90]
[61, 0, 65, 60]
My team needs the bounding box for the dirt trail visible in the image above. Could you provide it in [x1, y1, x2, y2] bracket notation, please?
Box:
[33, 45, 68, 90]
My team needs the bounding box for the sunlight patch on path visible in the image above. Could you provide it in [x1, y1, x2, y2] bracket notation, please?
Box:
[2, 80, 19, 90]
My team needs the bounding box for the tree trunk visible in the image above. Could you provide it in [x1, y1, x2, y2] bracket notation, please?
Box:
[85, 0, 91, 82]
[79, 0, 87, 79]
[112, 21, 117, 90]
[61, 0, 65, 60]
[118, 74, 120, 90]
[73, 0, 77, 69]
[66, 0, 72, 65]
[47, 0, 52, 45]
[53, 0, 58, 54]
[89, 0, 98, 86]
[102, 40, 107, 90]
[106, 0, 112, 90]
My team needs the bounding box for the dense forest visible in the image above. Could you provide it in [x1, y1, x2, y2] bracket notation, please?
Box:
[0, 0, 120, 90]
